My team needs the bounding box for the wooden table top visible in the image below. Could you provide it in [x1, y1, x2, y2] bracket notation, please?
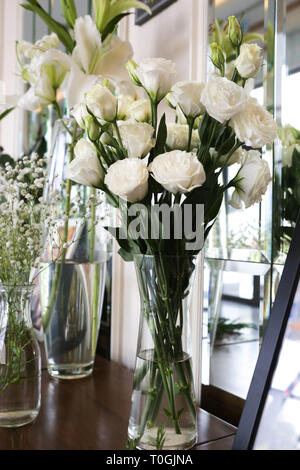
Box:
[0, 355, 236, 451]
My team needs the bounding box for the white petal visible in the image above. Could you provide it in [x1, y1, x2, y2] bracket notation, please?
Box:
[65, 65, 100, 110]
[94, 36, 133, 81]
[73, 15, 102, 74]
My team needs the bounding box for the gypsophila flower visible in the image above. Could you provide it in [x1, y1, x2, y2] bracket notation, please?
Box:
[0, 153, 57, 286]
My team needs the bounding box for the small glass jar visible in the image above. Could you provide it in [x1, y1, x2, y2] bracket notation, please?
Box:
[0, 284, 41, 427]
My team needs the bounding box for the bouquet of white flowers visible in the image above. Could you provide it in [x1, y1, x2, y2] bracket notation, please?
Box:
[65, 15, 277, 449]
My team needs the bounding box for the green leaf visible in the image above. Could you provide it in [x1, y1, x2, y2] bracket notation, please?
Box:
[101, 13, 131, 41]
[118, 248, 134, 262]
[198, 112, 216, 144]
[60, 0, 77, 29]
[21, 1, 74, 53]
[163, 408, 172, 418]
[216, 132, 236, 156]
[93, 0, 111, 32]
[108, 0, 152, 23]
[148, 113, 167, 166]
[0, 107, 15, 121]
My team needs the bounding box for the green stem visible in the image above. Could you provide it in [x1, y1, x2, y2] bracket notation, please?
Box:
[112, 121, 125, 154]
[187, 117, 195, 152]
[89, 188, 101, 355]
[216, 140, 243, 178]
[42, 122, 78, 333]
[151, 101, 158, 135]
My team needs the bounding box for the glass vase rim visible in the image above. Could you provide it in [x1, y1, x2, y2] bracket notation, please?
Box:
[133, 253, 200, 260]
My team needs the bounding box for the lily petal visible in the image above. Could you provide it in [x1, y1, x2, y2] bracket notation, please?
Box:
[94, 36, 133, 81]
[73, 15, 102, 74]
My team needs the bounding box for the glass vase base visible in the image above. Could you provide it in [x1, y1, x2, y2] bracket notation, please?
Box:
[47, 362, 94, 380]
[0, 409, 40, 428]
[128, 425, 197, 451]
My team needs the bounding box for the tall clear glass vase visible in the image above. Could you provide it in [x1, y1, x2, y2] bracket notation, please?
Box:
[128, 254, 198, 450]
[0, 285, 41, 427]
[40, 117, 111, 380]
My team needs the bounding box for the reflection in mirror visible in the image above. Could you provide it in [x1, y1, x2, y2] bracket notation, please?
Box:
[201, 0, 289, 425]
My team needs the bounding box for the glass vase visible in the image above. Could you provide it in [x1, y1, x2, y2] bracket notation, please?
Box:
[0, 285, 41, 427]
[41, 117, 111, 379]
[128, 254, 198, 450]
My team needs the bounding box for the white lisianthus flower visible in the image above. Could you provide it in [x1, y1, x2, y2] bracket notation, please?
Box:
[149, 150, 206, 194]
[235, 43, 263, 79]
[130, 58, 177, 103]
[104, 158, 149, 202]
[66, 139, 104, 188]
[282, 143, 300, 168]
[166, 123, 200, 151]
[116, 121, 155, 158]
[71, 103, 90, 129]
[85, 83, 117, 122]
[169, 81, 206, 119]
[278, 125, 298, 147]
[229, 150, 271, 209]
[201, 77, 247, 123]
[126, 99, 151, 122]
[231, 97, 278, 147]
[117, 94, 135, 120]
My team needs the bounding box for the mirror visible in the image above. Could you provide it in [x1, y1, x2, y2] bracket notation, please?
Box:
[201, 0, 295, 425]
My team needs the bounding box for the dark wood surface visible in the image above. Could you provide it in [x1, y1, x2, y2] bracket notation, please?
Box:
[0, 355, 236, 450]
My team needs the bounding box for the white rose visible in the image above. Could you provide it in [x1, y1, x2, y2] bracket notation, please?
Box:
[149, 150, 206, 194]
[169, 81, 206, 119]
[126, 99, 151, 122]
[133, 58, 177, 103]
[117, 94, 135, 120]
[229, 150, 271, 209]
[116, 121, 155, 158]
[231, 97, 278, 147]
[104, 158, 149, 202]
[235, 43, 263, 79]
[216, 147, 245, 167]
[166, 123, 200, 151]
[201, 77, 247, 123]
[66, 139, 104, 187]
[85, 84, 117, 122]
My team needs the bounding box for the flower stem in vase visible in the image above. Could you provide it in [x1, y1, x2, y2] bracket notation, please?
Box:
[42, 122, 78, 333]
[88, 187, 101, 355]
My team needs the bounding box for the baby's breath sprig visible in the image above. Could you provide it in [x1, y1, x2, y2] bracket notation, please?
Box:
[0, 153, 50, 285]
[0, 152, 58, 392]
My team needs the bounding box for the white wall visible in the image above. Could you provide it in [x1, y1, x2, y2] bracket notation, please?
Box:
[111, 1, 208, 403]
[0, 0, 24, 159]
